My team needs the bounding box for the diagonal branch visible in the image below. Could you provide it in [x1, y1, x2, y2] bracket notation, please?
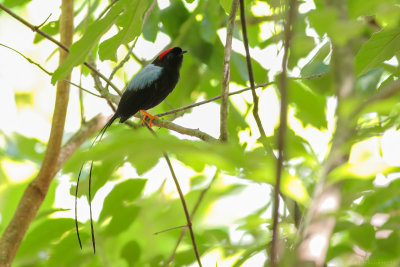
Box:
[0, 2, 121, 96]
[0, 42, 102, 98]
[145, 126, 203, 267]
[238, 1, 270, 152]
[165, 170, 219, 266]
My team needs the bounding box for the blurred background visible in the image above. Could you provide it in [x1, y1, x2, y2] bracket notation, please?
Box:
[2, 0, 400, 266]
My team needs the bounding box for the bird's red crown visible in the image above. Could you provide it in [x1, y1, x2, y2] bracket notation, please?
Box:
[158, 48, 173, 61]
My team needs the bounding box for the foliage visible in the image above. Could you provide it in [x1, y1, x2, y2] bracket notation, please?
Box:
[1, 0, 400, 266]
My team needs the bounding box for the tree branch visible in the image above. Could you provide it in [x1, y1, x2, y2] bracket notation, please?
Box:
[0, 1, 74, 265]
[220, 0, 240, 141]
[145, 126, 203, 267]
[136, 116, 218, 143]
[238, 2, 270, 152]
[165, 170, 219, 266]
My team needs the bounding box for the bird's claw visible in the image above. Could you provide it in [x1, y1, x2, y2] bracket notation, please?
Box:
[140, 110, 159, 127]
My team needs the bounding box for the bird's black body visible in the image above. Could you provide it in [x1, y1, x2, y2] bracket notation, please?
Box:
[76, 47, 186, 253]
[108, 47, 186, 125]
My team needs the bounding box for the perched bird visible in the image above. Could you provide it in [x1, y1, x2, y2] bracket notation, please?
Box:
[76, 47, 187, 253]
[100, 46, 187, 137]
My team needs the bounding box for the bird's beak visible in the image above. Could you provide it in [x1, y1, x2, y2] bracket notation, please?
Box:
[181, 50, 188, 55]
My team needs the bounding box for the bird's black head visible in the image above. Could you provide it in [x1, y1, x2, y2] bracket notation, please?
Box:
[153, 47, 187, 69]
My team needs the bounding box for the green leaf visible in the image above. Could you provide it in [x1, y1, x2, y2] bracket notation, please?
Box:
[348, 0, 381, 18]
[301, 41, 330, 79]
[142, 4, 160, 42]
[48, 232, 91, 266]
[375, 4, 400, 28]
[355, 28, 400, 76]
[349, 223, 375, 251]
[288, 35, 315, 69]
[260, 32, 283, 49]
[99, 0, 149, 61]
[160, 1, 190, 39]
[48, 232, 90, 266]
[34, 20, 59, 44]
[3, 132, 44, 163]
[219, 0, 233, 14]
[356, 67, 383, 96]
[308, 7, 363, 45]
[99, 179, 146, 222]
[308, 7, 338, 38]
[326, 243, 354, 261]
[17, 218, 75, 257]
[103, 204, 140, 235]
[357, 180, 400, 216]
[349, 0, 400, 28]
[3, 0, 32, 8]
[121, 240, 141, 266]
[200, 2, 223, 43]
[369, 232, 400, 263]
[227, 102, 248, 144]
[288, 80, 327, 129]
[51, 1, 125, 83]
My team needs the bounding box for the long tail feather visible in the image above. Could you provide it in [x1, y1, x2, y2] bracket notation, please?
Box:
[88, 161, 96, 253]
[75, 113, 118, 253]
[91, 113, 119, 147]
[75, 165, 83, 249]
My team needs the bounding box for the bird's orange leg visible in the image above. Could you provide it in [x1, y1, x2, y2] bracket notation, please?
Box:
[140, 110, 159, 127]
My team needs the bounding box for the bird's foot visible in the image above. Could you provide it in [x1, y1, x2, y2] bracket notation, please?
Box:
[140, 110, 159, 127]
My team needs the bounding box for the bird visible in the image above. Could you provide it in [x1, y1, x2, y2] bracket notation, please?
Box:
[98, 46, 187, 140]
[75, 47, 187, 253]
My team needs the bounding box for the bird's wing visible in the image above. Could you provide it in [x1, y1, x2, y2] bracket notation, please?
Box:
[126, 64, 163, 91]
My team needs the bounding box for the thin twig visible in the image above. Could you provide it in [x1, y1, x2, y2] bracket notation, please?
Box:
[0, 42, 104, 98]
[220, 0, 240, 141]
[0, 3, 122, 96]
[37, 13, 53, 29]
[88, 57, 118, 112]
[106, 43, 136, 92]
[79, 74, 86, 123]
[239, 3, 267, 142]
[0, 43, 52, 75]
[65, 79, 103, 97]
[157, 82, 271, 117]
[144, 126, 202, 267]
[269, 0, 297, 265]
[165, 170, 219, 266]
[153, 225, 187, 235]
